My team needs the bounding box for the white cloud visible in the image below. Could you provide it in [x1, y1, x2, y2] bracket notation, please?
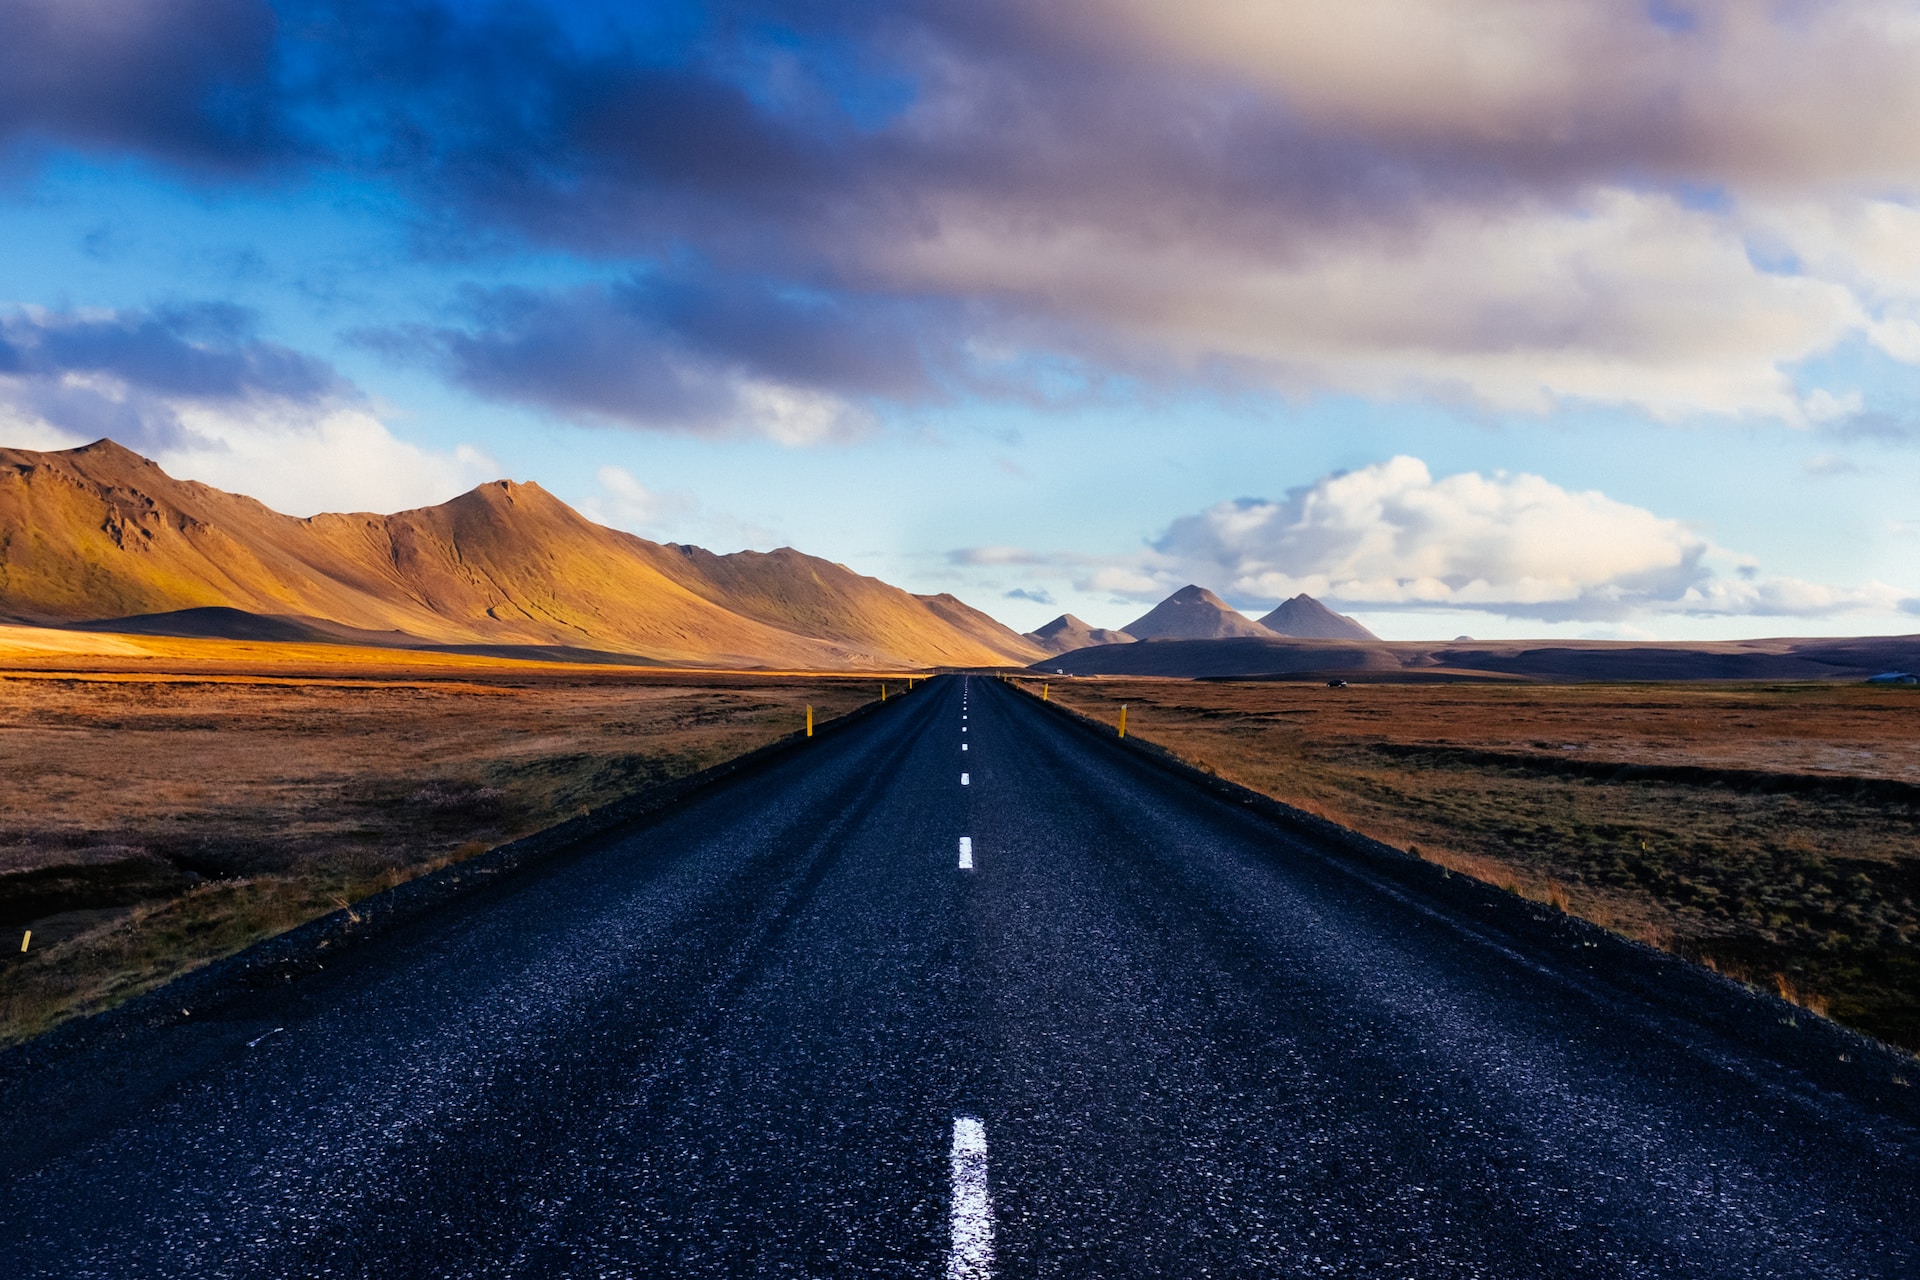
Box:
[842, 5, 1920, 421]
[884, 189, 1863, 419]
[1151, 456, 1904, 621]
[736, 382, 871, 447]
[575, 464, 781, 549]
[0, 303, 497, 515]
[576, 464, 696, 537]
[158, 405, 497, 516]
[0, 389, 494, 517]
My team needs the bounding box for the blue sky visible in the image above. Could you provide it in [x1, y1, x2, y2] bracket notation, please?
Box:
[3, 0, 1919, 640]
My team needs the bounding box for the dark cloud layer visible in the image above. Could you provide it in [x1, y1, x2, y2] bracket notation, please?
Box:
[7, 2, 1919, 426]
[1, 304, 338, 400]
[363, 269, 956, 431]
[0, 0, 282, 168]
[0, 304, 345, 452]
[0, 2, 1777, 261]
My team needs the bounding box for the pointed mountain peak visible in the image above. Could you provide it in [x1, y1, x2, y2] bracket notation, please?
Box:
[1024, 613, 1137, 654]
[1031, 612, 1091, 637]
[1258, 593, 1378, 641]
[71, 438, 149, 461]
[1167, 583, 1227, 605]
[1123, 585, 1272, 640]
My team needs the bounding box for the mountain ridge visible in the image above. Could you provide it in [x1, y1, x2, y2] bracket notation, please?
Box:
[0, 440, 1043, 669]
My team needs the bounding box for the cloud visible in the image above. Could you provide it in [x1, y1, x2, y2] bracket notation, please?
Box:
[1151, 457, 1902, 621]
[575, 464, 694, 536]
[882, 188, 1861, 418]
[948, 545, 1046, 566]
[1004, 586, 1055, 605]
[364, 271, 963, 440]
[574, 462, 778, 548]
[0, 303, 492, 514]
[0, 303, 343, 454]
[18, 3, 1920, 420]
[0, 0, 281, 168]
[147, 407, 498, 517]
[3, 303, 338, 400]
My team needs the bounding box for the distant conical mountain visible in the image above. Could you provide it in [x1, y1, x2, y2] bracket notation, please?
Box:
[1258, 593, 1378, 641]
[0, 440, 1044, 669]
[1022, 613, 1136, 654]
[1122, 585, 1272, 640]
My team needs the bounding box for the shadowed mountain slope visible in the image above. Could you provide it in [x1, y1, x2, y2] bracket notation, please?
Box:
[1123, 585, 1272, 640]
[0, 441, 1043, 669]
[1259, 594, 1379, 640]
[1024, 613, 1137, 654]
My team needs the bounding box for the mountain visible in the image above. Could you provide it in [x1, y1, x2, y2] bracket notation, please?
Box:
[1258, 593, 1378, 640]
[1122, 585, 1273, 640]
[1023, 613, 1137, 654]
[0, 440, 1044, 669]
[1029, 634, 1920, 682]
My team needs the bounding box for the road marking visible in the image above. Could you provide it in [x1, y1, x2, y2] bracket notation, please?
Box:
[961, 772, 970, 785]
[962, 743, 968, 751]
[948, 1117, 993, 1279]
[247, 1027, 285, 1048]
[958, 836, 973, 870]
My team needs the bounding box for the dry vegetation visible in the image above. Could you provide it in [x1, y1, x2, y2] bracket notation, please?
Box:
[0, 647, 880, 1045]
[1027, 677, 1920, 1052]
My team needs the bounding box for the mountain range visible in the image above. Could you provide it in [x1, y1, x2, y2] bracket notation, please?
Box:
[1024, 584, 1378, 653]
[0, 441, 1043, 670]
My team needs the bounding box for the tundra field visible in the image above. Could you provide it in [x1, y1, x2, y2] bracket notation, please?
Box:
[0, 635, 878, 1045]
[5, 642, 1918, 1062]
[1022, 676, 1920, 1053]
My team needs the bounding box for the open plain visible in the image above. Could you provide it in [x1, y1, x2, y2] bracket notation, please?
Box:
[0, 628, 878, 1045]
[1023, 676, 1920, 1051]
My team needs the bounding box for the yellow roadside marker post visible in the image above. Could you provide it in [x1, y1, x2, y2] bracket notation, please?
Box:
[1042, 683, 1049, 701]
[1118, 705, 1128, 738]
[19, 930, 29, 953]
[806, 706, 814, 737]
[882, 682, 888, 702]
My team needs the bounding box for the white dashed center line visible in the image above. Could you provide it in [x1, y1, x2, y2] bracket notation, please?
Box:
[958, 836, 973, 870]
[961, 772, 970, 785]
[962, 743, 969, 751]
[948, 1117, 993, 1279]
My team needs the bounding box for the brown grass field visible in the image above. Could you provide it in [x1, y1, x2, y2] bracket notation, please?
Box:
[0, 630, 887, 1045]
[1023, 676, 1920, 1053]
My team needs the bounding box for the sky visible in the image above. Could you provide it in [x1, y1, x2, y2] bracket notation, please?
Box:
[3, 1, 1920, 642]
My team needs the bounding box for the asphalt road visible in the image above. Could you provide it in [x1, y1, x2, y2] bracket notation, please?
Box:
[2, 674, 1917, 1277]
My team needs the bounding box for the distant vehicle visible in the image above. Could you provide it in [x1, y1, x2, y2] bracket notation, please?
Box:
[1326, 679, 1349, 688]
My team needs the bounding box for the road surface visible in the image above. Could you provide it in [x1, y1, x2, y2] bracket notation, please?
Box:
[1, 674, 1916, 1277]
